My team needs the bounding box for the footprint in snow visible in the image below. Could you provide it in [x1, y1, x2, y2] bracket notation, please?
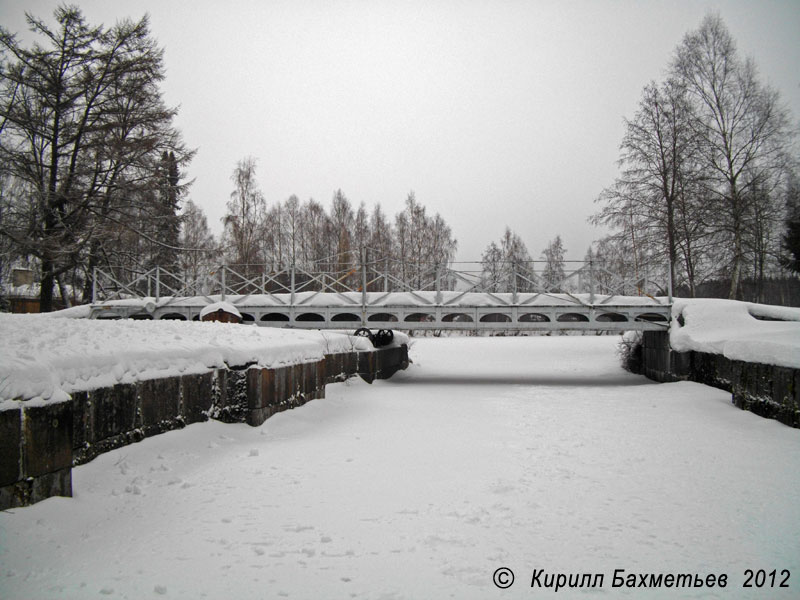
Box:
[284, 525, 314, 533]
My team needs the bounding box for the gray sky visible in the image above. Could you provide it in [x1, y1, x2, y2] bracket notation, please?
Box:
[2, 0, 799, 261]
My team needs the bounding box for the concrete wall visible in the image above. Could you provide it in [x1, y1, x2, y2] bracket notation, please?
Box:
[1, 344, 408, 510]
[641, 331, 799, 428]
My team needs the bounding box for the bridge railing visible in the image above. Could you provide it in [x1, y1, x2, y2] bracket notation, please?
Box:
[92, 252, 671, 306]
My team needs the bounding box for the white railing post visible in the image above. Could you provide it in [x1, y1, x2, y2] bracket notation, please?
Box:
[435, 262, 442, 304]
[290, 261, 296, 323]
[361, 248, 368, 325]
[589, 259, 595, 304]
[290, 261, 296, 303]
[511, 260, 518, 304]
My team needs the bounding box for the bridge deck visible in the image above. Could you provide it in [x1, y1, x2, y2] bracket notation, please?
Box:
[90, 291, 671, 332]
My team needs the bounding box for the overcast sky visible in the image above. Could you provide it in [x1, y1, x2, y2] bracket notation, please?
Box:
[2, 0, 799, 261]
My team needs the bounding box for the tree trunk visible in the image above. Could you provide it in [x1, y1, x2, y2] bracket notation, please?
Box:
[729, 226, 743, 300]
[57, 274, 72, 308]
[39, 257, 55, 313]
[666, 197, 677, 299]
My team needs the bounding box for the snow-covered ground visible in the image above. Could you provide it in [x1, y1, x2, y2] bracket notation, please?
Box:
[0, 313, 373, 404]
[2, 336, 798, 599]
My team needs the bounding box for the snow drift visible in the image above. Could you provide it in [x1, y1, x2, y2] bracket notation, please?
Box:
[670, 299, 800, 369]
[0, 313, 374, 405]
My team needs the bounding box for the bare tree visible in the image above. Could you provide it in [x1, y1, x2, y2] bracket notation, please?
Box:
[593, 77, 704, 294]
[480, 241, 504, 292]
[179, 199, 218, 290]
[541, 235, 567, 292]
[480, 228, 532, 293]
[672, 13, 792, 298]
[303, 198, 331, 267]
[281, 194, 303, 268]
[329, 189, 354, 288]
[0, 7, 191, 310]
[222, 157, 265, 273]
[368, 203, 393, 290]
[593, 13, 795, 300]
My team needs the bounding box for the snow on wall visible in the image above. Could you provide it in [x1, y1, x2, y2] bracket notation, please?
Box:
[0, 313, 373, 405]
[198, 301, 242, 319]
[670, 299, 800, 369]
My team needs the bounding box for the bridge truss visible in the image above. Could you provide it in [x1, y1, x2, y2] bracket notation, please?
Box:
[89, 253, 672, 332]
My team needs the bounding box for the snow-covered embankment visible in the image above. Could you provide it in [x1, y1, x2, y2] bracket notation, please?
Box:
[640, 299, 800, 427]
[0, 312, 408, 509]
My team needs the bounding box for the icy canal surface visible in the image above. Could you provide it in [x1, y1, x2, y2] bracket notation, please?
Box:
[2, 336, 799, 599]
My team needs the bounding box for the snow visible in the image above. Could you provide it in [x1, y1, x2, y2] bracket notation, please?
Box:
[671, 299, 800, 369]
[2, 295, 797, 408]
[45, 304, 94, 319]
[0, 314, 372, 404]
[198, 301, 242, 319]
[2, 336, 798, 599]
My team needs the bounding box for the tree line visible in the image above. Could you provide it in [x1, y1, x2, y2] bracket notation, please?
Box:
[0, 7, 461, 307]
[591, 13, 798, 302]
[210, 156, 458, 292]
[2, 8, 798, 311]
[480, 228, 568, 293]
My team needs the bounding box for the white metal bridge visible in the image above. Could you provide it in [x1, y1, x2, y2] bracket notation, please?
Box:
[89, 254, 672, 332]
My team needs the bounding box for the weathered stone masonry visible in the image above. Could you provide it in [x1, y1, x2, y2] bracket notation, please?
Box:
[641, 331, 799, 428]
[0, 344, 409, 510]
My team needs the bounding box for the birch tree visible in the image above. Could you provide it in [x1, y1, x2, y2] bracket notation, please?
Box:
[222, 157, 265, 272]
[672, 13, 792, 298]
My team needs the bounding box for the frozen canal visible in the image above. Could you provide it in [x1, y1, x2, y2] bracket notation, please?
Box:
[2, 336, 799, 599]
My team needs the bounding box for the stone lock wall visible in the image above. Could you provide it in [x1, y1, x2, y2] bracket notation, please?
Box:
[0, 344, 409, 510]
[1, 400, 73, 509]
[641, 331, 799, 428]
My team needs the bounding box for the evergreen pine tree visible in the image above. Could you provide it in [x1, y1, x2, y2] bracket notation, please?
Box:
[781, 177, 800, 274]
